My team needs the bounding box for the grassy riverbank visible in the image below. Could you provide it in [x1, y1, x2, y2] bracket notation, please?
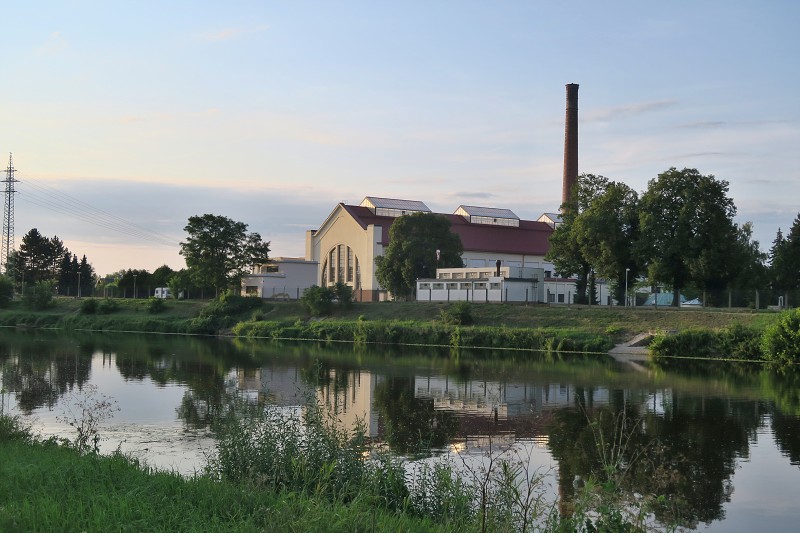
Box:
[0, 296, 784, 355]
[0, 439, 452, 532]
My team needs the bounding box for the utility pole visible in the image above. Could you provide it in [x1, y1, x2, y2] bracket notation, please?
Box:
[1, 153, 19, 271]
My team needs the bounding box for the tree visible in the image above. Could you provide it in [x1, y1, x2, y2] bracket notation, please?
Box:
[546, 174, 610, 304]
[574, 181, 640, 304]
[770, 214, 800, 305]
[180, 214, 270, 296]
[639, 168, 737, 306]
[375, 212, 463, 299]
[151, 264, 175, 288]
[18, 229, 54, 283]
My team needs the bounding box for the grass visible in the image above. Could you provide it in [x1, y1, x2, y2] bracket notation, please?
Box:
[0, 439, 454, 532]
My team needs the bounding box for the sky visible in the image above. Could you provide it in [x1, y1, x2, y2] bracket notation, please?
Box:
[1, 1, 798, 276]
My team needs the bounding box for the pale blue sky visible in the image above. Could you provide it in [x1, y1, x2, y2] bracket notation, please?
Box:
[1, 1, 798, 275]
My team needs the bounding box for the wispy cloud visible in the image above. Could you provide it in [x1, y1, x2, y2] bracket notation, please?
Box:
[35, 31, 67, 55]
[583, 100, 677, 123]
[199, 24, 269, 42]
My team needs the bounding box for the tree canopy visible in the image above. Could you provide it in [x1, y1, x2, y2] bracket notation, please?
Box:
[375, 212, 463, 299]
[639, 168, 738, 305]
[179, 214, 270, 296]
[547, 168, 766, 307]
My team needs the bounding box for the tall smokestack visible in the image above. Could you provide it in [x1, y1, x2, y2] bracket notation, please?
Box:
[562, 83, 579, 210]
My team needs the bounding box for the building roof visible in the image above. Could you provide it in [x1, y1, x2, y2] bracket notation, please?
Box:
[360, 196, 431, 212]
[340, 204, 553, 256]
[456, 205, 519, 220]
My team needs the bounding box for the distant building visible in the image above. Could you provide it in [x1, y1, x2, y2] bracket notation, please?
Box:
[305, 196, 558, 301]
[241, 257, 318, 300]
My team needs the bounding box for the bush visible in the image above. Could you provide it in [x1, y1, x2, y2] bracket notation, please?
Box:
[762, 308, 800, 364]
[97, 299, 119, 314]
[300, 285, 334, 317]
[23, 281, 56, 310]
[147, 298, 166, 314]
[440, 301, 473, 325]
[0, 275, 14, 308]
[80, 298, 99, 314]
[332, 282, 353, 309]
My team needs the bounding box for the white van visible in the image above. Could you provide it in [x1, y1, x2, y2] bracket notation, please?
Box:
[153, 287, 171, 299]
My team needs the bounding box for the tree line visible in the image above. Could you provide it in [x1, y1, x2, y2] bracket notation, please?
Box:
[4, 228, 96, 297]
[547, 167, 800, 307]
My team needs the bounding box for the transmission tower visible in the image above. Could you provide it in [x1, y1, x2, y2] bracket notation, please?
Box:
[1, 153, 19, 271]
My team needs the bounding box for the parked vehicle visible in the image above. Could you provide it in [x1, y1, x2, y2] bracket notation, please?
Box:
[153, 287, 171, 299]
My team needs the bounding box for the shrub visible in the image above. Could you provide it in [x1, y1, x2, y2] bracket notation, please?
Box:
[147, 297, 166, 314]
[301, 285, 334, 317]
[332, 282, 354, 309]
[80, 298, 99, 314]
[23, 281, 56, 310]
[440, 301, 473, 325]
[762, 308, 800, 364]
[97, 299, 119, 314]
[0, 275, 14, 308]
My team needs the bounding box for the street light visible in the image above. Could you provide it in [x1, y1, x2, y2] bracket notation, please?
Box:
[625, 268, 630, 307]
[133, 274, 138, 299]
[77, 271, 82, 299]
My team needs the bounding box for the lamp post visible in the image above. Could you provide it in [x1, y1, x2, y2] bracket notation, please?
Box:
[133, 274, 137, 300]
[77, 271, 82, 299]
[625, 268, 630, 307]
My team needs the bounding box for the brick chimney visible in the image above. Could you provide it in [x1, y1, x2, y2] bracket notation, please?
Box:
[562, 83, 579, 209]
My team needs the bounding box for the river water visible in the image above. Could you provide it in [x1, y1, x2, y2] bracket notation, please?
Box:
[2, 328, 800, 532]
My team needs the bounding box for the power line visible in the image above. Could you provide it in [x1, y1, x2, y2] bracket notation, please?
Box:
[15, 174, 177, 248]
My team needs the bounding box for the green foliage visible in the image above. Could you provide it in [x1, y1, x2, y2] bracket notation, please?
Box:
[0, 414, 33, 443]
[639, 168, 739, 305]
[301, 285, 335, 316]
[97, 299, 119, 314]
[80, 298, 99, 314]
[770, 213, 800, 293]
[146, 297, 166, 314]
[180, 214, 270, 295]
[22, 280, 56, 310]
[762, 308, 800, 364]
[651, 324, 764, 361]
[332, 282, 353, 309]
[0, 275, 14, 308]
[375, 212, 463, 299]
[440, 301, 473, 325]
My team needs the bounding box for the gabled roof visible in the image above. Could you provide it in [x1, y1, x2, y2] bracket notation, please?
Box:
[339, 204, 553, 256]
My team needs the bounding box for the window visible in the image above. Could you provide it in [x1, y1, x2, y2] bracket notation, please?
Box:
[347, 247, 353, 282]
[460, 283, 472, 290]
[245, 286, 259, 296]
[453, 272, 464, 279]
[447, 283, 458, 289]
[467, 272, 478, 279]
[440, 272, 451, 279]
[490, 282, 501, 289]
[419, 283, 431, 289]
[433, 283, 444, 290]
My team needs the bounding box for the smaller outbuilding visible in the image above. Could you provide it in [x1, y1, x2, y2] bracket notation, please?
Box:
[241, 257, 318, 300]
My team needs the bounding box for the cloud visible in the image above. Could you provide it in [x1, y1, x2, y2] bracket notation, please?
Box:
[199, 24, 269, 42]
[35, 31, 67, 55]
[583, 100, 677, 123]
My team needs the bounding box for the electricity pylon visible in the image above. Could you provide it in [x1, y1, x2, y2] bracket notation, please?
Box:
[2, 153, 19, 271]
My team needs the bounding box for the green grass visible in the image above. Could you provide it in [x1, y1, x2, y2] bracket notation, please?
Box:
[0, 438, 454, 532]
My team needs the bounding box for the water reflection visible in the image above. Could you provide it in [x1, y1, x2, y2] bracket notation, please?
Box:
[3, 330, 800, 531]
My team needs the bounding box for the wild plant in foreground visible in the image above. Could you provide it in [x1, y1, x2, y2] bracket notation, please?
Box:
[57, 384, 119, 454]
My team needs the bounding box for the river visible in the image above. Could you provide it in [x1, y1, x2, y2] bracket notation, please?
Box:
[2, 328, 799, 532]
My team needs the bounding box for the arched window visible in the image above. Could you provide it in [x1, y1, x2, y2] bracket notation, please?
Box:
[323, 245, 360, 287]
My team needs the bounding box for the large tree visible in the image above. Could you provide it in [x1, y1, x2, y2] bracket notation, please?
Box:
[546, 174, 610, 304]
[179, 214, 270, 296]
[375, 212, 463, 299]
[574, 181, 640, 304]
[639, 168, 738, 306]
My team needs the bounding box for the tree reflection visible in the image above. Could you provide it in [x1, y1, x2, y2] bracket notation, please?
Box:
[373, 376, 457, 454]
[547, 390, 762, 529]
